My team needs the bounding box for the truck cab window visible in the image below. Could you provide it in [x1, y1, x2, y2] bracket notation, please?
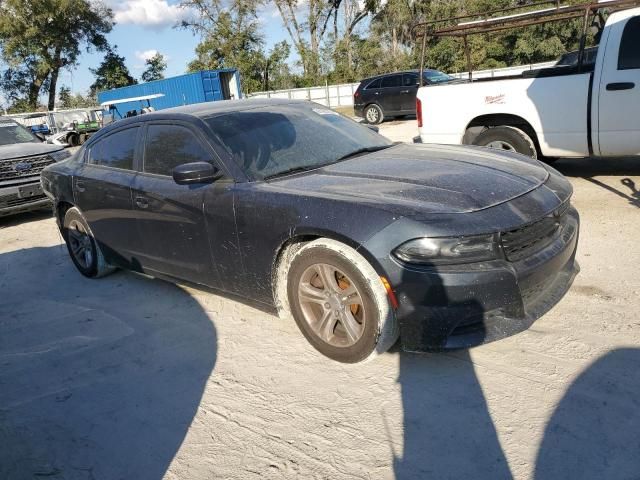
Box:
[618, 16, 640, 70]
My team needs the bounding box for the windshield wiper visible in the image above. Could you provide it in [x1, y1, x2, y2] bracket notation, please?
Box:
[335, 145, 393, 162]
[263, 166, 317, 180]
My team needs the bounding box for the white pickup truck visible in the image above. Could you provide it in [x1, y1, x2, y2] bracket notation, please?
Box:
[416, 6, 640, 159]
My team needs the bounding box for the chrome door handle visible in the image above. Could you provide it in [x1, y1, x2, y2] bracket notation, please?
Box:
[135, 196, 149, 209]
[76, 181, 86, 193]
[400, 89, 410, 94]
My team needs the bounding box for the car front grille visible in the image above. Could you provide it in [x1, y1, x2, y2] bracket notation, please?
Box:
[501, 204, 569, 262]
[0, 154, 55, 182]
[0, 191, 47, 209]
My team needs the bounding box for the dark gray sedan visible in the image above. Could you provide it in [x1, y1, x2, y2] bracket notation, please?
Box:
[41, 99, 579, 363]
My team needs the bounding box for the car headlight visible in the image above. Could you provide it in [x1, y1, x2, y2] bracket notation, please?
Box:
[49, 149, 71, 161]
[392, 234, 499, 265]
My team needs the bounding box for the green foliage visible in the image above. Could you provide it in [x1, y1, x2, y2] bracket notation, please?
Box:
[90, 46, 137, 95]
[0, 0, 113, 110]
[58, 85, 96, 108]
[141, 53, 168, 83]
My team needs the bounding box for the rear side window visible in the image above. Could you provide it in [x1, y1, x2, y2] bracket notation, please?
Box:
[618, 16, 640, 70]
[144, 124, 212, 176]
[89, 127, 139, 170]
[381, 75, 401, 88]
[403, 73, 418, 86]
[366, 78, 381, 89]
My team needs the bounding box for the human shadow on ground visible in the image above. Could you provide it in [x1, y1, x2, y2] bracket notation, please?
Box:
[0, 245, 217, 480]
[534, 348, 640, 480]
[393, 265, 514, 480]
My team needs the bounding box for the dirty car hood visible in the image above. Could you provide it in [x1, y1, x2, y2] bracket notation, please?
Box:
[0, 142, 63, 161]
[269, 143, 550, 214]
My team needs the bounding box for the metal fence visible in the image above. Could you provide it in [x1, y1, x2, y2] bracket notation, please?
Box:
[247, 61, 557, 108]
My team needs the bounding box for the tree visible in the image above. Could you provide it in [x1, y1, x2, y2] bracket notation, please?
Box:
[90, 47, 137, 96]
[58, 85, 96, 108]
[0, 0, 113, 111]
[180, 0, 267, 93]
[141, 53, 168, 82]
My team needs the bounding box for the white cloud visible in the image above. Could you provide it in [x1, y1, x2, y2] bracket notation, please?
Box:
[109, 0, 190, 29]
[135, 49, 159, 61]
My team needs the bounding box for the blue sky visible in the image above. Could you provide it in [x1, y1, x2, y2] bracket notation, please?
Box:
[63, 0, 289, 96]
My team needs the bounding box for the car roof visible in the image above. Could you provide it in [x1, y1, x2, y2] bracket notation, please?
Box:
[359, 69, 442, 83]
[86, 99, 313, 143]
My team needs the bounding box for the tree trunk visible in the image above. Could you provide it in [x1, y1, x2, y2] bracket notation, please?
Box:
[27, 76, 46, 110]
[48, 67, 60, 111]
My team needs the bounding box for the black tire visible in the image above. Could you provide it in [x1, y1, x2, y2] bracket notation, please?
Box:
[285, 239, 397, 363]
[473, 126, 538, 159]
[67, 133, 80, 147]
[363, 104, 384, 125]
[62, 207, 115, 278]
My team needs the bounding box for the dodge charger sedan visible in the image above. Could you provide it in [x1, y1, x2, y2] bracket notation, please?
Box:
[42, 99, 579, 363]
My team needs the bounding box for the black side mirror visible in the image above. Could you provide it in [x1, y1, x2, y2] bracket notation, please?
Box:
[172, 162, 220, 185]
[367, 125, 379, 133]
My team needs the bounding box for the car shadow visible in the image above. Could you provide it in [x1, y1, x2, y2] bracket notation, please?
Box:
[534, 348, 640, 479]
[393, 267, 514, 479]
[0, 208, 52, 229]
[0, 245, 217, 479]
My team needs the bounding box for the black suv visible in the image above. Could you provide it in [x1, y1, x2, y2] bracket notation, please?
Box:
[0, 118, 69, 217]
[354, 69, 454, 124]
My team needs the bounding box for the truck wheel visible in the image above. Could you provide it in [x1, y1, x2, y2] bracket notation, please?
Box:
[285, 238, 398, 363]
[67, 133, 80, 147]
[473, 126, 538, 159]
[62, 207, 115, 278]
[364, 104, 384, 125]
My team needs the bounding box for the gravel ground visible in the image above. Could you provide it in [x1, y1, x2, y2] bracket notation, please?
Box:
[1, 122, 639, 480]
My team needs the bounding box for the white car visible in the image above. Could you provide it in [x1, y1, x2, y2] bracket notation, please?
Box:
[417, 6, 640, 159]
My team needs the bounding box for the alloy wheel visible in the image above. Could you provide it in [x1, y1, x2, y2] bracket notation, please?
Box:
[297, 263, 366, 347]
[67, 219, 94, 269]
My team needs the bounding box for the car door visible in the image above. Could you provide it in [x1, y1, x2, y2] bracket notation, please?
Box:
[73, 126, 141, 268]
[401, 73, 420, 113]
[379, 74, 403, 114]
[597, 14, 640, 156]
[361, 77, 382, 106]
[131, 121, 221, 286]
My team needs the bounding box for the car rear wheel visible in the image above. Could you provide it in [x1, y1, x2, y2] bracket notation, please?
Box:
[364, 104, 384, 125]
[62, 207, 114, 278]
[285, 239, 397, 363]
[473, 126, 538, 158]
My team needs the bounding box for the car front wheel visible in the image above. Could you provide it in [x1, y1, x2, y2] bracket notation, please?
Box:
[62, 206, 114, 278]
[286, 239, 397, 363]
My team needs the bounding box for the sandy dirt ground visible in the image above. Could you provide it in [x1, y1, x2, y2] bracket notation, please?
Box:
[1, 121, 639, 480]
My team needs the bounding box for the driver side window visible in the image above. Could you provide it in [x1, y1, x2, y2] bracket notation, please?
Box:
[143, 124, 212, 176]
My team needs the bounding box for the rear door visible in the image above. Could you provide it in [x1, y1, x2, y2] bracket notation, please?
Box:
[131, 121, 220, 286]
[73, 126, 141, 268]
[379, 74, 403, 114]
[597, 13, 640, 155]
[401, 73, 420, 113]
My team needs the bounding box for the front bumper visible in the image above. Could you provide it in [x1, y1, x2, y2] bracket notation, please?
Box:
[388, 207, 580, 352]
[0, 178, 50, 217]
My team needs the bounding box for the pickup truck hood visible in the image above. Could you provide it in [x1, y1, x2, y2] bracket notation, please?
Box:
[271, 143, 550, 214]
[0, 142, 63, 161]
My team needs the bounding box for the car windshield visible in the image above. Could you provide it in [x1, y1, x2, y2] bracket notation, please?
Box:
[424, 70, 454, 84]
[0, 119, 40, 145]
[205, 105, 392, 181]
